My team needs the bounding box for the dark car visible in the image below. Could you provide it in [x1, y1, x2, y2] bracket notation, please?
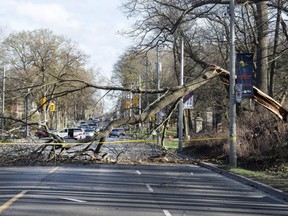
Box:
[35, 129, 50, 138]
[109, 128, 125, 137]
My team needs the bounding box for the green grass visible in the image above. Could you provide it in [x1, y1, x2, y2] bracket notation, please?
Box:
[164, 140, 179, 149]
[164, 139, 189, 149]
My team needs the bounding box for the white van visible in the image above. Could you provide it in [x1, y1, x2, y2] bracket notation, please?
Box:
[57, 128, 86, 140]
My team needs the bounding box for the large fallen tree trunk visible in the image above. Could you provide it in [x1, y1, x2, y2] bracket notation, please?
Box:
[36, 64, 287, 159]
[215, 66, 288, 122]
[93, 64, 287, 155]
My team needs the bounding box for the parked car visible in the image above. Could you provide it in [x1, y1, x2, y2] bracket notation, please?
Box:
[35, 129, 50, 138]
[109, 128, 125, 137]
[35, 126, 50, 138]
[84, 128, 95, 137]
[88, 123, 98, 129]
[57, 128, 86, 140]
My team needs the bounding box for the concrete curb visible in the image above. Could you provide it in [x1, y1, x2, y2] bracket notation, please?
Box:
[199, 161, 288, 202]
[176, 153, 288, 202]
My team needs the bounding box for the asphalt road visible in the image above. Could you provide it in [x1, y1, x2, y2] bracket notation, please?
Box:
[0, 164, 288, 216]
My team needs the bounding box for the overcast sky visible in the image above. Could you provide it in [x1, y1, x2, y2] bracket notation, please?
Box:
[0, 0, 133, 80]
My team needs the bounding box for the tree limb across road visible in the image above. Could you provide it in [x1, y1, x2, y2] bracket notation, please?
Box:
[3, 63, 287, 163]
[81, 64, 288, 156]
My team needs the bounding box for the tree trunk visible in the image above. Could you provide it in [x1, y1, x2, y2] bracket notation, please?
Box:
[255, 1, 269, 94]
[183, 110, 189, 139]
[269, 0, 282, 97]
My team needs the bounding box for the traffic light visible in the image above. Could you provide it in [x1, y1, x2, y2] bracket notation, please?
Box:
[41, 97, 47, 107]
[149, 115, 156, 122]
[132, 96, 139, 106]
[125, 100, 131, 109]
[50, 102, 56, 112]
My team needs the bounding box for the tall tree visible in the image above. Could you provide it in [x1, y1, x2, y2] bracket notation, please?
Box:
[2, 29, 99, 128]
[255, 1, 269, 94]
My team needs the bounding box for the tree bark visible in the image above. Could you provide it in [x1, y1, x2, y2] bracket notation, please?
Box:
[255, 1, 269, 94]
[269, 0, 282, 97]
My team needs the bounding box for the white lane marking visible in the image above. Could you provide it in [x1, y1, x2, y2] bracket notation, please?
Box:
[49, 167, 59, 174]
[247, 195, 265, 198]
[163, 209, 172, 216]
[191, 172, 193, 175]
[146, 184, 153, 192]
[61, 197, 87, 203]
[136, 170, 141, 175]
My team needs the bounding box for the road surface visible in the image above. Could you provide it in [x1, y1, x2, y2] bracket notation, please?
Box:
[0, 164, 287, 216]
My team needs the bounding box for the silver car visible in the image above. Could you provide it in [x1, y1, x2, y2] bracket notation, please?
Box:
[57, 128, 86, 140]
[84, 128, 95, 138]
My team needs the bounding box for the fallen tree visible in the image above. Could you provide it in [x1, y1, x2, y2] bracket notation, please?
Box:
[59, 64, 288, 159]
[2, 63, 287, 163]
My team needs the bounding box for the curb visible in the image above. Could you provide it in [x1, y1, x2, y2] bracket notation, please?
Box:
[176, 153, 288, 202]
[199, 161, 288, 202]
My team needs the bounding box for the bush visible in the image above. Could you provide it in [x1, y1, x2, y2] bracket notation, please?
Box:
[184, 111, 288, 160]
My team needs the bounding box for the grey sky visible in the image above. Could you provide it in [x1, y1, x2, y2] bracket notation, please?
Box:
[0, 0, 133, 79]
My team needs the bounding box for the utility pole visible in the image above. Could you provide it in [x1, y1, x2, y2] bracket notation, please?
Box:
[229, 0, 237, 166]
[138, 74, 142, 128]
[25, 89, 30, 137]
[156, 45, 161, 145]
[145, 56, 150, 133]
[145, 56, 150, 105]
[178, 37, 184, 152]
[130, 84, 133, 118]
[1, 67, 5, 140]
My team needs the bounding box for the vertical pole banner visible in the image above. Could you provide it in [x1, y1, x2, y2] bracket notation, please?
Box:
[236, 53, 254, 98]
[183, 92, 194, 109]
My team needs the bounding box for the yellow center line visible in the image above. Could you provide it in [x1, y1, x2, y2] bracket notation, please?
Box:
[0, 190, 28, 214]
[0, 167, 59, 213]
[49, 167, 59, 174]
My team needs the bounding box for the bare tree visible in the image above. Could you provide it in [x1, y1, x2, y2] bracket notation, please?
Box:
[1, 1, 288, 163]
[2, 29, 101, 130]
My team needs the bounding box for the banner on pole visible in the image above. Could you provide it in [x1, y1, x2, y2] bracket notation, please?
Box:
[236, 53, 254, 98]
[183, 92, 194, 109]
